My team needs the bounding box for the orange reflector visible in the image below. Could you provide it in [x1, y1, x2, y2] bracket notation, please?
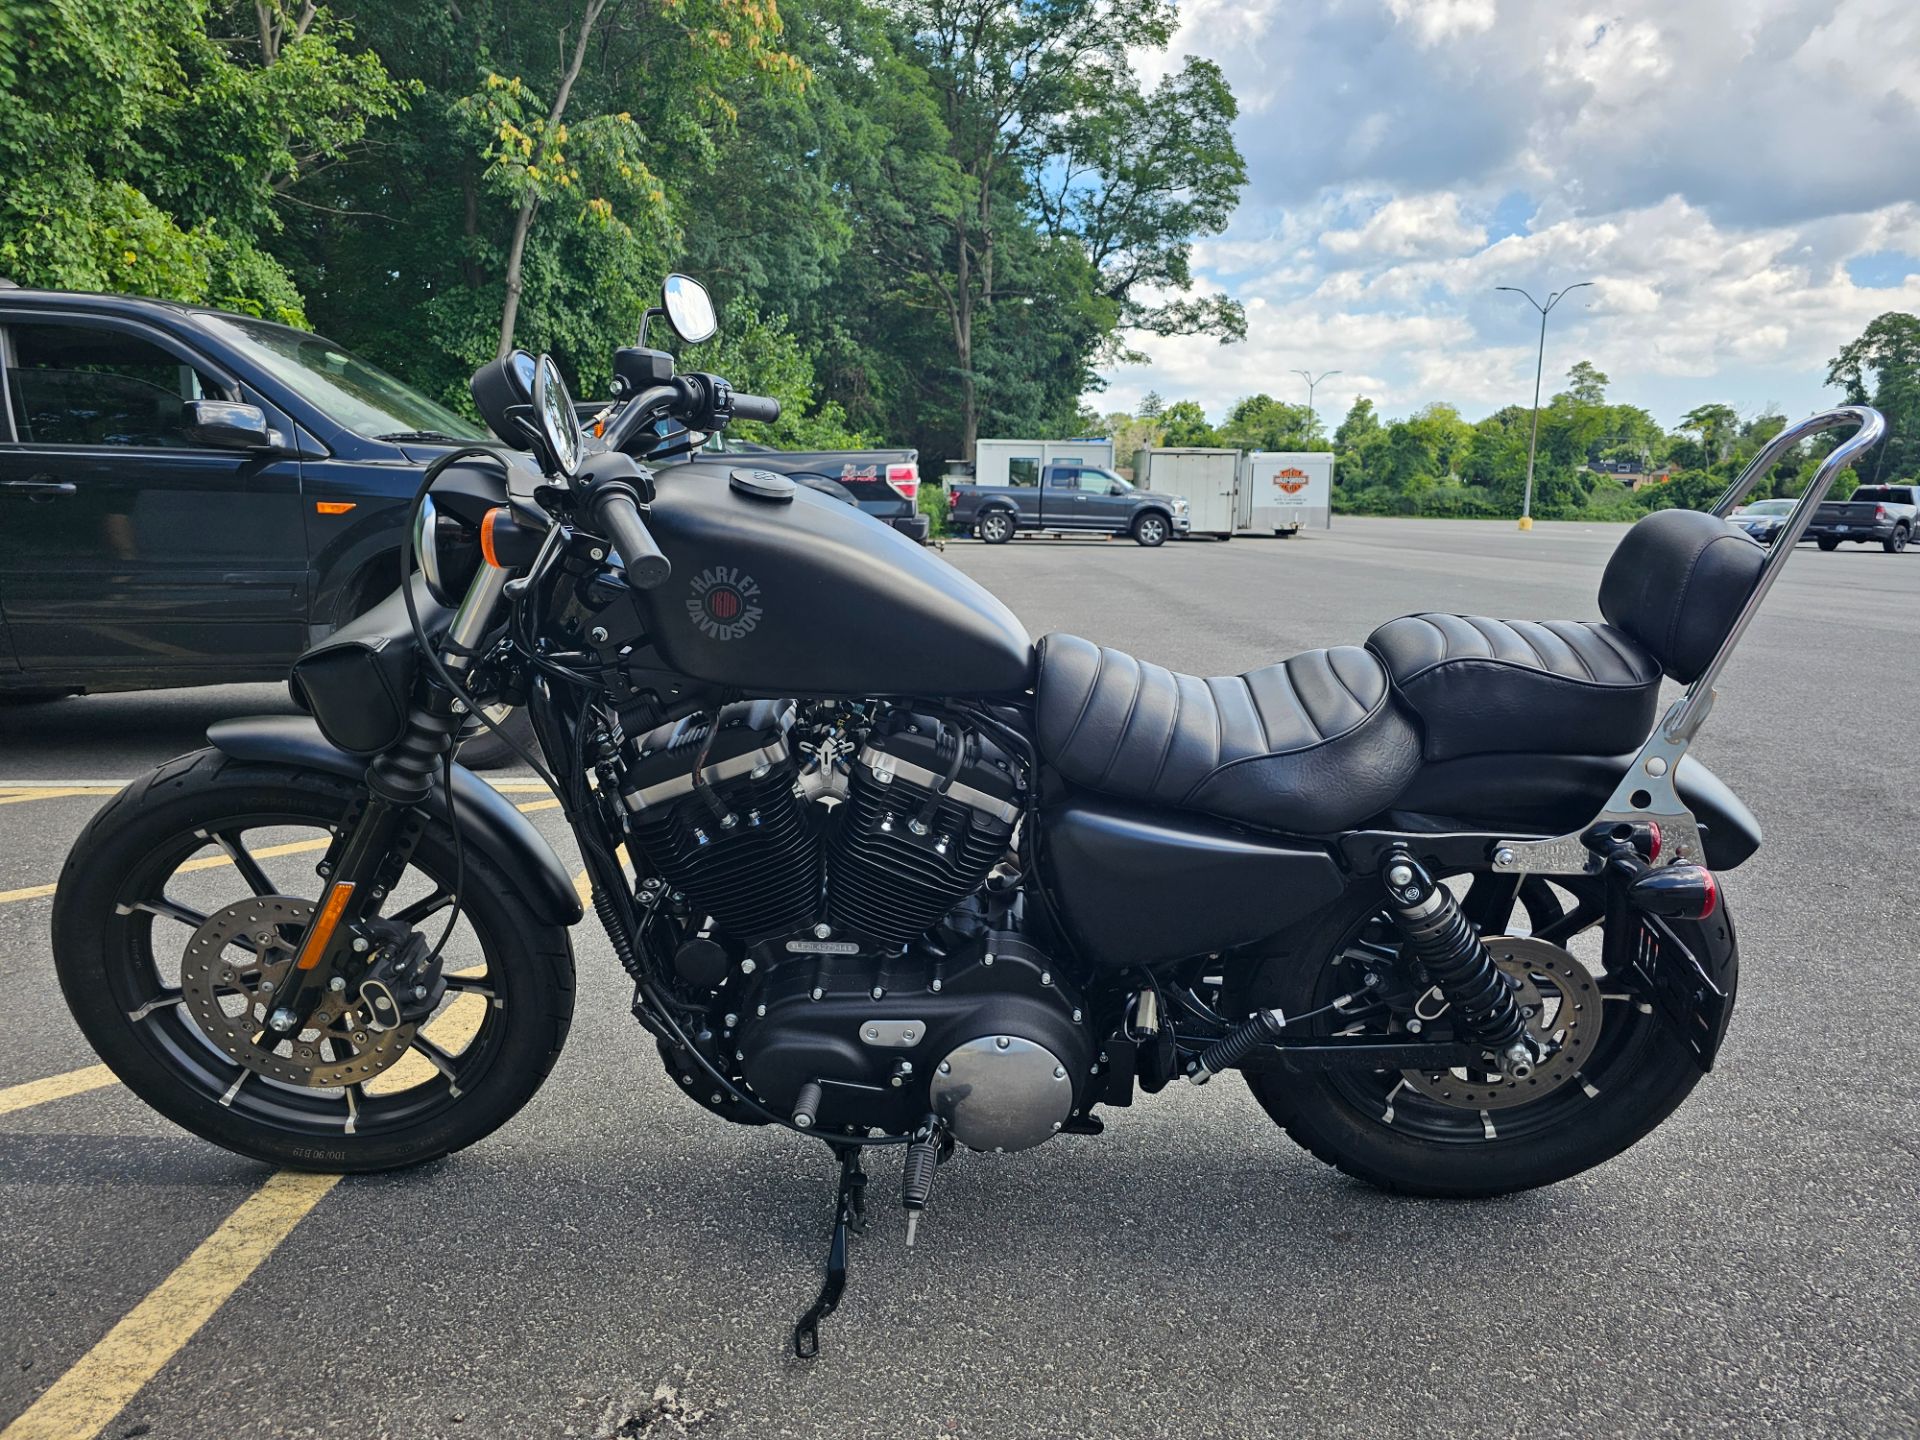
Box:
[479, 506, 507, 569]
[315, 501, 357, 515]
[293, 881, 356, 970]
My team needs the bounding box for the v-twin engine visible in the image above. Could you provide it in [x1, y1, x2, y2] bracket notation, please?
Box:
[617, 700, 1093, 1149]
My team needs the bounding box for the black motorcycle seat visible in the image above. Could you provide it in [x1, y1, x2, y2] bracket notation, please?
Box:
[1366, 614, 1663, 762]
[1033, 633, 1423, 833]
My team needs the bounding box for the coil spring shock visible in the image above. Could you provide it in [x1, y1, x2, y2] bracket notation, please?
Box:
[1381, 851, 1536, 1072]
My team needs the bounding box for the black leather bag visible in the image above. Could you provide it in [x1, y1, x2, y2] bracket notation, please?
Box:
[289, 576, 451, 756]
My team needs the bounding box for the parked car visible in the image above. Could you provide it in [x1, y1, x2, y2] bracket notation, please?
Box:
[0, 285, 532, 759]
[948, 460, 1190, 546]
[1807, 483, 1918, 552]
[1731, 496, 1796, 544]
[704, 435, 929, 543]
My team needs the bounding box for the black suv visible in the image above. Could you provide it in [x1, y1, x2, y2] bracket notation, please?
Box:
[0, 286, 501, 703]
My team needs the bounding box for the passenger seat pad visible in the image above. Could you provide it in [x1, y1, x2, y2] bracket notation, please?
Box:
[1366, 614, 1661, 762]
[1033, 633, 1422, 834]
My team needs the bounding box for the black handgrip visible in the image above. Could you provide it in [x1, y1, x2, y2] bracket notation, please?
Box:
[730, 391, 782, 423]
[589, 483, 671, 590]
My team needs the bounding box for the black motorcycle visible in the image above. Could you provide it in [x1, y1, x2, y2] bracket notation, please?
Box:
[52, 274, 1884, 1354]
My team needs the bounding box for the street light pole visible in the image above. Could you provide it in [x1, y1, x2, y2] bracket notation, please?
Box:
[1292, 368, 1342, 443]
[1494, 282, 1592, 531]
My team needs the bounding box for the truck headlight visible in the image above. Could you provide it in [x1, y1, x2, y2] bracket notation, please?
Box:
[1173, 498, 1188, 511]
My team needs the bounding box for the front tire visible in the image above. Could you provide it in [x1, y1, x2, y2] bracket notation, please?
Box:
[1133, 512, 1170, 547]
[52, 748, 575, 1172]
[1239, 875, 1737, 1198]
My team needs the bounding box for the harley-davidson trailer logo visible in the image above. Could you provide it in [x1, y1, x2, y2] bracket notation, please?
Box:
[1272, 467, 1311, 495]
[687, 565, 764, 642]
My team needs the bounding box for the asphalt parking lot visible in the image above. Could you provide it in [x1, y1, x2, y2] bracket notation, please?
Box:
[2, 517, 1916, 1439]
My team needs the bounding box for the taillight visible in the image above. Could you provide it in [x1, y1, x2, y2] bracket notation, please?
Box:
[947, 488, 958, 509]
[1876, 505, 1889, 520]
[885, 462, 919, 503]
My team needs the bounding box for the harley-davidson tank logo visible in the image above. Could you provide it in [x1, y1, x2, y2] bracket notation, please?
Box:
[1273, 467, 1311, 495]
[686, 565, 764, 641]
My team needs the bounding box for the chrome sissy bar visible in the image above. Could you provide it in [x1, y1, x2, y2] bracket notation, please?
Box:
[1491, 404, 1887, 877]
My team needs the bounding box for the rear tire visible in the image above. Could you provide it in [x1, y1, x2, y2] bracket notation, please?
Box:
[1239, 876, 1737, 1198]
[1885, 525, 1908, 553]
[52, 749, 575, 1172]
[978, 510, 1015, 545]
[1132, 513, 1169, 547]
[1817, 537, 1840, 551]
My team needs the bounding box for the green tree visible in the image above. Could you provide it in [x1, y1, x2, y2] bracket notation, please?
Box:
[0, 0, 408, 322]
[1137, 390, 1165, 420]
[1827, 311, 1920, 482]
[1217, 393, 1316, 452]
[1679, 403, 1740, 466]
[1158, 399, 1218, 447]
[1564, 359, 1608, 406]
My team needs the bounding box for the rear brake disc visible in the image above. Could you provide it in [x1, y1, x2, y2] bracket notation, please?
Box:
[1402, 936, 1604, 1111]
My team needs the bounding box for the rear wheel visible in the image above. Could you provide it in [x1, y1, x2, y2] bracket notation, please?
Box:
[1817, 537, 1840, 551]
[1240, 873, 1737, 1197]
[1885, 525, 1909, 554]
[52, 749, 574, 1172]
[977, 510, 1015, 544]
[1133, 512, 1169, 547]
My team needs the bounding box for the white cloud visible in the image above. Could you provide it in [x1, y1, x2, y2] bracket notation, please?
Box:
[1094, 0, 1920, 429]
[1323, 193, 1485, 259]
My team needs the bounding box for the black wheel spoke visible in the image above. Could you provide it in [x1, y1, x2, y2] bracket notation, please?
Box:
[1463, 873, 1522, 933]
[443, 975, 498, 1002]
[129, 895, 209, 930]
[211, 830, 277, 898]
[411, 1037, 465, 1093]
[389, 889, 455, 926]
[1535, 899, 1605, 945]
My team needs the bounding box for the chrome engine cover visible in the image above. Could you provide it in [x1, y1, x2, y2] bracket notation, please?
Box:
[929, 1034, 1075, 1151]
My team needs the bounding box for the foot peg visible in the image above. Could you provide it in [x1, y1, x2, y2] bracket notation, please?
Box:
[900, 1115, 947, 1247]
[1186, 1008, 1288, 1084]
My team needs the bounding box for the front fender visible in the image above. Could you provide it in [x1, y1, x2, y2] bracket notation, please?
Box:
[206, 715, 584, 926]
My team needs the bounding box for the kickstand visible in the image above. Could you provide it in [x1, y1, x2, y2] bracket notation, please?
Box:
[793, 1143, 867, 1359]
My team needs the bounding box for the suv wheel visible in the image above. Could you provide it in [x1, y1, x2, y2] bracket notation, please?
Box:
[1886, 525, 1909, 554]
[978, 510, 1015, 545]
[1133, 512, 1169, 548]
[1817, 537, 1840, 551]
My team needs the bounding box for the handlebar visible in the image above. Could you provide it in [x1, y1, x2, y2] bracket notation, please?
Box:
[588, 481, 671, 590]
[730, 391, 782, 423]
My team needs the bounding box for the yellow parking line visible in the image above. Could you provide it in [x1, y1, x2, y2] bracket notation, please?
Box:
[0, 1170, 340, 1440]
[0, 1064, 118, 1117]
[0, 797, 562, 908]
[0, 787, 118, 808]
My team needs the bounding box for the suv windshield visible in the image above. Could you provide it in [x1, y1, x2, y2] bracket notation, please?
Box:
[195, 314, 487, 443]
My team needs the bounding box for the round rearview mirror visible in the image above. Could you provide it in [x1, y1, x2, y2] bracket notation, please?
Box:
[661, 273, 717, 344]
[532, 354, 582, 476]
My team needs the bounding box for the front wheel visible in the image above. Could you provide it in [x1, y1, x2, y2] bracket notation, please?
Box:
[1240, 873, 1737, 1198]
[52, 749, 575, 1172]
[1133, 512, 1169, 547]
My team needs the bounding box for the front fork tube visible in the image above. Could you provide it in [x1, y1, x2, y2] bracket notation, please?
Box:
[271, 687, 468, 1034]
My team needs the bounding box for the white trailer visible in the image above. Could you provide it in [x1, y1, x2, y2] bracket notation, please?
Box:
[1240, 452, 1334, 535]
[971, 437, 1115, 489]
[1133, 447, 1240, 538]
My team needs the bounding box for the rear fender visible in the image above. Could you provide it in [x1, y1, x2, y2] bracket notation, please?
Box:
[206, 714, 583, 926]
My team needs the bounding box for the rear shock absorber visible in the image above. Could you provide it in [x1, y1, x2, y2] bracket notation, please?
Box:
[1381, 851, 1537, 1075]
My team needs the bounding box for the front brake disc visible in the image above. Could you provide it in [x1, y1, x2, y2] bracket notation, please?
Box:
[1402, 935, 1604, 1111]
[180, 896, 416, 1087]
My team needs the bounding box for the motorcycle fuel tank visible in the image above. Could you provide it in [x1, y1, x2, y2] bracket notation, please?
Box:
[628, 462, 1033, 696]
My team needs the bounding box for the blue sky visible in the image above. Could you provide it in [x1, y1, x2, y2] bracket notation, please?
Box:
[1100, 0, 1920, 432]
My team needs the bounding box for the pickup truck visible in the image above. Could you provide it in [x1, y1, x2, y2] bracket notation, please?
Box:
[948, 460, 1190, 547]
[1808, 484, 1918, 552]
[703, 436, 929, 543]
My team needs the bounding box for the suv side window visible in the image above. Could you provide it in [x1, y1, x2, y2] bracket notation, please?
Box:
[1076, 469, 1115, 495]
[6, 322, 224, 448]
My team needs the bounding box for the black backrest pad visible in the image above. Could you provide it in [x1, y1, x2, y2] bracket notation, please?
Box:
[1598, 509, 1766, 684]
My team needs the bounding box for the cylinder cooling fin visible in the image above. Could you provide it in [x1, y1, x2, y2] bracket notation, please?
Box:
[826, 711, 1018, 947]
